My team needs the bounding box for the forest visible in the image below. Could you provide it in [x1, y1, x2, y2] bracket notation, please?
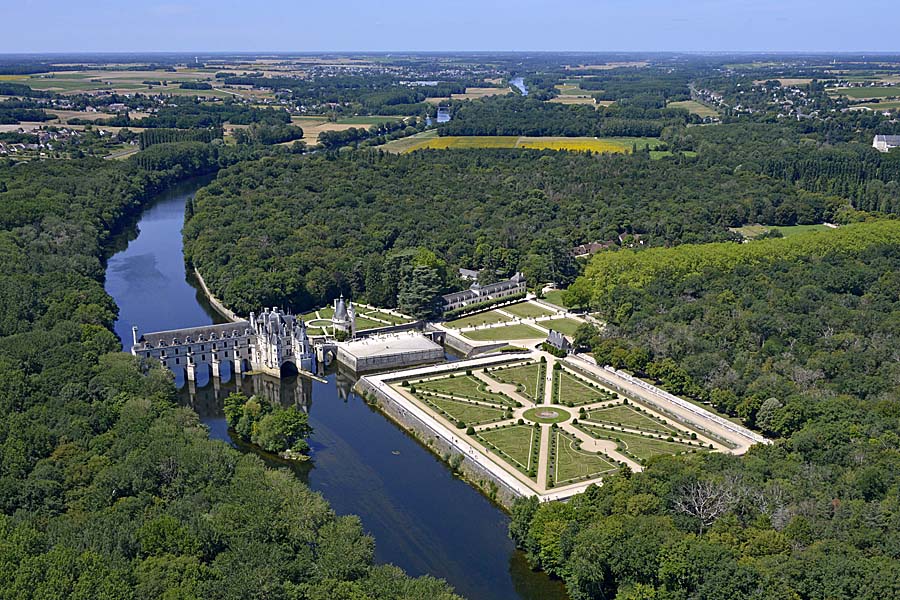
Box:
[182, 147, 845, 315]
[0, 155, 460, 599]
[513, 221, 900, 599]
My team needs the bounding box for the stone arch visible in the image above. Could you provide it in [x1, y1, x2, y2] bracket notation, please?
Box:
[280, 360, 299, 378]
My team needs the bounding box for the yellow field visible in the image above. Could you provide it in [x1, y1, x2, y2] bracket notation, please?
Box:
[382, 134, 660, 154]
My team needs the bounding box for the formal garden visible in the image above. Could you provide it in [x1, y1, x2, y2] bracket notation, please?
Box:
[476, 423, 542, 480]
[485, 360, 547, 402]
[547, 426, 619, 487]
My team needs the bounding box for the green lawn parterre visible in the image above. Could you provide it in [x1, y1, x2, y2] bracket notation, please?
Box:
[585, 403, 683, 435]
[486, 362, 546, 401]
[477, 424, 541, 476]
[413, 374, 514, 406]
[462, 323, 545, 341]
[541, 317, 583, 337]
[445, 310, 511, 329]
[555, 369, 613, 406]
[576, 423, 706, 462]
[501, 301, 556, 319]
[550, 429, 617, 486]
[415, 393, 508, 426]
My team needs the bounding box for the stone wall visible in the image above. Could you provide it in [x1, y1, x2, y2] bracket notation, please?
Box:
[355, 377, 522, 509]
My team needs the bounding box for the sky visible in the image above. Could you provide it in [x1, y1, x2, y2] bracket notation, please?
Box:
[1, 0, 897, 54]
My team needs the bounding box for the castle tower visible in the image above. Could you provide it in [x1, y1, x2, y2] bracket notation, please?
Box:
[333, 295, 351, 334]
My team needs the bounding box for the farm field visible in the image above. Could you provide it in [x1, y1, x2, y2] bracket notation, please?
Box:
[416, 374, 511, 405]
[585, 404, 681, 434]
[551, 430, 617, 485]
[477, 424, 541, 474]
[502, 301, 555, 319]
[487, 362, 545, 401]
[828, 87, 900, 99]
[856, 101, 900, 110]
[445, 310, 511, 329]
[291, 115, 403, 144]
[22, 69, 233, 97]
[668, 100, 719, 118]
[385, 134, 661, 154]
[461, 323, 545, 341]
[549, 96, 596, 105]
[541, 318, 582, 337]
[577, 426, 704, 462]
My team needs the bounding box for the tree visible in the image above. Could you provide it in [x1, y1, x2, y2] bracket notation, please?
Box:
[398, 264, 443, 320]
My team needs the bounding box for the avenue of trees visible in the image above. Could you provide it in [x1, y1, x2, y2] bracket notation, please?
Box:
[511, 221, 900, 598]
[183, 148, 844, 315]
[0, 155, 460, 599]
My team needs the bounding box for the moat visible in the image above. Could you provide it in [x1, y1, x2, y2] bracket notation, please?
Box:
[105, 176, 568, 600]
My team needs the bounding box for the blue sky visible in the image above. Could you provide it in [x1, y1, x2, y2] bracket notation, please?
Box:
[2, 0, 896, 53]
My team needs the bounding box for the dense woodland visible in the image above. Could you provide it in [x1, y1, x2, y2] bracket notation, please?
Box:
[183, 146, 847, 314]
[513, 222, 900, 599]
[0, 155, 460, 599]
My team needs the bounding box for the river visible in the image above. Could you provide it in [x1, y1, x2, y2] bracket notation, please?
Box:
[104, 176, 568, 600]
[510, 77, 528, 96]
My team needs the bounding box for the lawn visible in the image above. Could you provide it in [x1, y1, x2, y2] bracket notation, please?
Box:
[462, 323, 546, 342]
[487, 362, 545, 401]
[358, 308, 413, 325]
[668, 100, 719, 118]
[445, 310, 511, 329]
[552, 430, 617, 485]
[857, 101, 900, 110]
[477, 424, 541, 473]
[578, 425, 704, 462]
[336, 116, 403, 125]
[502, 301, 555, 319]
[541, 318, 583, 337]
[523, 407, 571, 424]
[585, 404, 681, 434]
[418, 394, 507, 426]
[556, 370, 610, 406]
[414, 374, 512, 405]
[541, 289, 570, 308]
[354, 316, 387, 331]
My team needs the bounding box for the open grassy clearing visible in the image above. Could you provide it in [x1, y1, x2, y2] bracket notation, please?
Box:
[477, 424, 541, 474]
[353, 316, 387, 331]
[585, 404, 681, 434]
[856, 101, 900, 110]
[461, 323, 545, 341]
[541, 318, 582, 337]
[502, 301, 555, 319]
[730, 223, 835, 239]
[378, 129, 439, 153]
[552, 430, 617, 485]
[487, 362, 545, 401]
[541, 289, 570, 308]
[577, 425, 706, 462]
[445, 309, 511, 329]
[650, 150, 698, 160]
[418, 394, 508, 426]
[414, 374, 513, 405]
[667, 100, 719, 118]
[828, 87, 900, 99]
[549, 96, 597, 105]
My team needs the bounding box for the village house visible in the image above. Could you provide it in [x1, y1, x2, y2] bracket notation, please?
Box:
[873, 135, 900, 153]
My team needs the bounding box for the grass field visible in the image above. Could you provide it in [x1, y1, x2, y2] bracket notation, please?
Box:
[579, 425, 703, 462]
[829, 87, 900, 99]
[556, 370, 609, 406]
[523, 407, 571, 424]
[415, 374, 512, 405]
[502, 301, 555, 319]
[477, 425, 541, 473]
[24, 69, 233, 98]
[353, 316, 387, 331]
[355, 306, 413, 325]
[445, 310, 511, 329]
[541, 289, 570, 308]
[552, 430, 617, 485]
[462, 323, 545, 342]
[730, 223, 835, 239]
[549, 96, 597, 105]
[667, 100, 719, 118]
[419, 394, 507, 426]
[856, 101, 900, 110]
[488, 362, 545, 401]
[585, 404, 680, 434]
[541, 318, 582, 337]
[386, 135, 660, 154]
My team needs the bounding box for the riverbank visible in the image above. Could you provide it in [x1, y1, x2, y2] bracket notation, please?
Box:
[192, 267, 242, 322]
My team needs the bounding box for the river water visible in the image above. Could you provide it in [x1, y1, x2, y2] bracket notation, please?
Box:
[104, 176, 568, 600]
[510, 77, 529, 96]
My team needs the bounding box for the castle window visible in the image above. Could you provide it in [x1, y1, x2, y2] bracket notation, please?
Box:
[175, 358, 180, 365]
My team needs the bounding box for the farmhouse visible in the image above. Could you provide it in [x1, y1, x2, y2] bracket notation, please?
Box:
[873, 134, 900, 152]
[442, 272, 526, 312]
